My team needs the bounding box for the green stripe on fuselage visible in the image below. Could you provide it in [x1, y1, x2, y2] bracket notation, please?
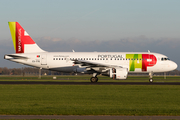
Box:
[126, 54, 142, 71]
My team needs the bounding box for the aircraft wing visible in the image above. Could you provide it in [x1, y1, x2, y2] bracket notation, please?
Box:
[73, 60, 119, 68]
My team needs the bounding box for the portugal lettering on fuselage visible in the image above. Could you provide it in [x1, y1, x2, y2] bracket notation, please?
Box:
[98, 54, 123, 59]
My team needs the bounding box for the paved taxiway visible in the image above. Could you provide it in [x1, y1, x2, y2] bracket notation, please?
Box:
[0, 81, 180, 85]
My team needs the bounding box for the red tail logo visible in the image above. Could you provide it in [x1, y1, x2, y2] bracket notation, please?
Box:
[15, 22, 35, 53]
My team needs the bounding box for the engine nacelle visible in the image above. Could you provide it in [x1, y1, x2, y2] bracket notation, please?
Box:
[109, 68, 128, 79]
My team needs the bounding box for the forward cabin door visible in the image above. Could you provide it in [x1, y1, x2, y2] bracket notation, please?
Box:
[147, 54, 152, 65]
[41, 54, 47, 65]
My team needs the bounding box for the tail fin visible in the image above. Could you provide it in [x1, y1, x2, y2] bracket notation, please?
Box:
[8, 22, 45, 53]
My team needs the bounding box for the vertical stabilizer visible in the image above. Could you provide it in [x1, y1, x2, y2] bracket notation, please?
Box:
[8, 22, 45, 53]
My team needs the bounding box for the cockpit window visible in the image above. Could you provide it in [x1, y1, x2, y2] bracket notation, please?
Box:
[161, 58, 170, 61]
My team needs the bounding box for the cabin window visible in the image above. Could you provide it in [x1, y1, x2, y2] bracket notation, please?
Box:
[161, 58, 170, 61]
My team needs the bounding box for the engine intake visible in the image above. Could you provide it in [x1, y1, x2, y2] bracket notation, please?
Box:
[109, 68, 128, 79]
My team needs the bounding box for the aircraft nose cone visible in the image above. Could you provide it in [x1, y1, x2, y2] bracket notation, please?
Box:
[171, 61, 178, 70]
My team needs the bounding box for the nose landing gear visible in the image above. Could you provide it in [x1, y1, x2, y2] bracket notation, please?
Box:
[149, 71, 153, 83]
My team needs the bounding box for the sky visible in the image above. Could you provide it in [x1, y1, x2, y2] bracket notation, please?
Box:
[0, 0, 180, 69]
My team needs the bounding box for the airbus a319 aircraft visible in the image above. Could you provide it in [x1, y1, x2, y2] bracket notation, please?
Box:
[4, 22, 178, 82]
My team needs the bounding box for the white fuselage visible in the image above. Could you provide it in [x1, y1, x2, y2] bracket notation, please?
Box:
[5, 52, 178, 74]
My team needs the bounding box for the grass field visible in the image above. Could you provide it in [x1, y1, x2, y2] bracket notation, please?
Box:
[0, 75, 180, 82]
[0, 84, 180, 115]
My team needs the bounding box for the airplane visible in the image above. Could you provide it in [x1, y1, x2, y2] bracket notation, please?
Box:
[4, 22, 178, 83]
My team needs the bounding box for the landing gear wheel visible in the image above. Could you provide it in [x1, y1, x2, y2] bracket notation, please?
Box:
[149, 78, 153, 83]
[90, 77, 98, 83]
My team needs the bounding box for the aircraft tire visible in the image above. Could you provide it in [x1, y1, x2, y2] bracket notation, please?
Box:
[149, 78, 153, 83]
[90, 77, 98, 83]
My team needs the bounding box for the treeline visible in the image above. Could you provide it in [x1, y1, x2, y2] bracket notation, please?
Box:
[0, 67, 71, 75]
[0, 67, 179, 76]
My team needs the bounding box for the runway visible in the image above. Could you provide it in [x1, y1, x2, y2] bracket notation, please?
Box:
[0, 81, 180, 85]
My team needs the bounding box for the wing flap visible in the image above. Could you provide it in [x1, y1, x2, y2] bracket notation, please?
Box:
[73, 60, 109, 67]
[73, 60, 121, 68]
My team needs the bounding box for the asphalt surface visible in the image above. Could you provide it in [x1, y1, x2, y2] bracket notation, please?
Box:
[1, 115, 180, 120]
[0, 81, 180, 85]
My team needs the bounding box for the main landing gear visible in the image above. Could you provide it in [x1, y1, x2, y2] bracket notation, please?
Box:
[90, 73, 98, 83]
[90, 77, 98, 82]
[149, 71, 153, 83]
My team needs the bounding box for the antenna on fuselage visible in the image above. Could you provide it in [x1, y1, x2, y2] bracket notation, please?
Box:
[148, 50, 150, 53]
[72, 49, 75, 52]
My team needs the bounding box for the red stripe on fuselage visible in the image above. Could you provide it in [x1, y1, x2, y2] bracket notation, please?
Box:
[142, 54, 157, 71]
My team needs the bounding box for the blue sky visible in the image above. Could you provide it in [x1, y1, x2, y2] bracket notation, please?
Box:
[1, 0, 180, 40]
[0, 0, 180, 69]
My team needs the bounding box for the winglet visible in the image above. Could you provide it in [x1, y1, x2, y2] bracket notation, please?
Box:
[8, 22, 45, 53]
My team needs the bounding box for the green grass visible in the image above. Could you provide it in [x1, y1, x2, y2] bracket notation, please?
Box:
[0, 85, 180, 115]
[0, 75, 180, 82]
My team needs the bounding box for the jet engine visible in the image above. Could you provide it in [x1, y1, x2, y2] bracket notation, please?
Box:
[109, 67, 128, 79]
